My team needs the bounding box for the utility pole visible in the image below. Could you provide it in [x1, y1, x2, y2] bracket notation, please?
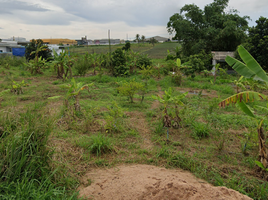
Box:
[108, 29, 112, 72]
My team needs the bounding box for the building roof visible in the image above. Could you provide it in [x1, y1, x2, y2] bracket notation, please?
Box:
[0, 41, 22, 48]
[33, 38, 77, 45]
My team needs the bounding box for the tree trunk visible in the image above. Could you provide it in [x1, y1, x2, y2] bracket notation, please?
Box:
[74, 95, 80, 112]
[163, 107, 171, 128]
[68, 65, 72, 78]
[258, 126, 268, 168]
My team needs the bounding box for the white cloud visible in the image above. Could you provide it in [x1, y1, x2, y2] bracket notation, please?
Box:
[1, 0, 268, 40]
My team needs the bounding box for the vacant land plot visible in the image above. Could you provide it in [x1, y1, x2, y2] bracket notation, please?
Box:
[0, 45, 267, 199]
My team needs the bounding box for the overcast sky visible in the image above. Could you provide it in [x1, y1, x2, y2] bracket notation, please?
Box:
[0, 0, 268, 41]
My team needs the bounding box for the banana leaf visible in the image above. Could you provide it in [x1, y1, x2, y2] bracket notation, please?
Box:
[238, 46, 268, 83]
[226, 46, 268, 83]
[218, 91, 266, 108]
[236, 101, 256, 118]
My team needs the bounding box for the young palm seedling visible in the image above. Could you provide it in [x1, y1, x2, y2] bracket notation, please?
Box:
[49, 78, 94, 112]
[152, 87, 188, 140]
[0, 79, 29, 96]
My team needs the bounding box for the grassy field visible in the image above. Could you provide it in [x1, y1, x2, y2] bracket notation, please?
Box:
[69, 42, 180, 59]
[0, 44, 268, 199]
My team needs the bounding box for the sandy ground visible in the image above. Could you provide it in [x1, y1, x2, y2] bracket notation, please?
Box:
[78, 164, 252, 200]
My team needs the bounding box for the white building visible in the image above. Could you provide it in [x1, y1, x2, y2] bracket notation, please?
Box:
[0, 41, 21, 53]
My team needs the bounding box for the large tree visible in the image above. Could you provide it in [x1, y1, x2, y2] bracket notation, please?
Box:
[25, 39, 52, 61]
[167, 0, 249, 56]
[244, 17, 268, 70]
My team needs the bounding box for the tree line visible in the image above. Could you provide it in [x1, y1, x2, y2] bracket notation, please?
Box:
[167, 0, 268, 70]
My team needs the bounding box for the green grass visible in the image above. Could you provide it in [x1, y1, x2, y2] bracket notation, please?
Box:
[1, 46, 268, 200]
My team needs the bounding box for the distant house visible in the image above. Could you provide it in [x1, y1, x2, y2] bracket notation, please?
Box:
[76, 36, 93, 45]
[0, 41, 25, 56]
[146, 36, 169, 43]
[94, 39, 121, 45]
[2, 37, 30, 46]
[211, 51, 235, 74]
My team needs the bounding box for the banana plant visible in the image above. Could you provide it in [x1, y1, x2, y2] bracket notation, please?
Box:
[219, 45, 268, 169]
[52, 49, 74, 79]
[28, 45, 48, 74]
[152, 87, 188, 129]
[233, 76, 248, 93]
[89, 53, 103, 75]
[49, 78, 94, 111]
[0, 80, 29, 96]
[11, 80, 29, 95]
[25, 56, 46, 75]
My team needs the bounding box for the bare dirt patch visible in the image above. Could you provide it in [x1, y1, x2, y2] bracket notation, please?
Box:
[126, 111, 153, 150]
[78, 164, 252, 200]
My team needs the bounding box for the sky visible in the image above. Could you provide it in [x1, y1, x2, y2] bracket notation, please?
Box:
[0, 0, 268, 41]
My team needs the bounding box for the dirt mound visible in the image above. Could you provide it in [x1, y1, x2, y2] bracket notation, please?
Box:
[78, 164, 252, 200]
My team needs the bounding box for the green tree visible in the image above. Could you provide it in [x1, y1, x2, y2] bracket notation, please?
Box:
[141, 35, 145, 43]
[149, 37, 157, 46]
[135, 34, 140, 43]
[244, 17, 268, 70]
[122, 42, 131, 51]
[167, 0, 249, 56]
[25, 39, 52, 61]
[111, 48, 129, 76]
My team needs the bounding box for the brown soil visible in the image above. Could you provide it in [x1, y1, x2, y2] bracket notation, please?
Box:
[126, 111, 153, 150]
[78, 164, 252, 200]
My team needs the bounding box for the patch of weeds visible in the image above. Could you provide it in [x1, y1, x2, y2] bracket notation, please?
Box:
[146, 109, 157, 118]
[52, 80, 61, 85]
[104, 101, 124, 133]
[208, 97, 219, 114]
[172, 141, 182, 147]
[191, 121, 210, 139]
[76, 134, 113, 156]
[95, 159, 110, 166]
[138, 149, 149, 155]
[154, 119, 164, 135]
[242, 157, 256, 169]
[156, 146, 172, 158]
[127, 143, 140, 150]
[124, 129, 140, 138]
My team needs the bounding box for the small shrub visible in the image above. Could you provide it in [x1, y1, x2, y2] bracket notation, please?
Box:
[156, 146, 171, 158]
[191, 121, 210, 139]
[114, 65, 130, 77]
[136, 54, 152, 69]
[105, 102, 124, 133]
[78, 134, 113, 156]
[171, 72, 183, 86]
[122, 42, 131, 51]
[74, 54, 90, 76]
[89, 134, 113, 156]
[117, 79, 144, 103]
[112, 48, 128, 76]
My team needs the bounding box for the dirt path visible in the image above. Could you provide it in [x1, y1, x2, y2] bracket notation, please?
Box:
[78, 164, 252, 200]
[126, 111, 153, 150]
